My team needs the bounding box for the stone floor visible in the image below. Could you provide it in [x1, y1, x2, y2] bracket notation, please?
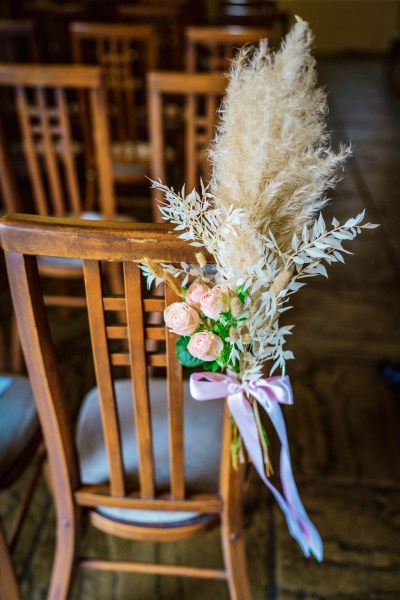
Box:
[1, 57, 400, 599]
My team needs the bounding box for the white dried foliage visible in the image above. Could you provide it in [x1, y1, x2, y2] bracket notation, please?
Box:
[209, 20, 351, 255]
[144, 21, 379, 380]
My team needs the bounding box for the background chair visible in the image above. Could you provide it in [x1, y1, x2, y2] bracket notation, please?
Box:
[70, 22, 157, 211]
[185, 26, 271, 72]
[1, 213, 251, 600]
[118, 2, 194, 70]
[0, 64, 120, 307]
[147, 71, 227, 221]
[219, 0, 288, 36]
[0, 19, 39, 62]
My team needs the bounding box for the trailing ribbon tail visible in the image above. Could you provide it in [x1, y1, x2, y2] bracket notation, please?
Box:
[190, 372, 323, 561]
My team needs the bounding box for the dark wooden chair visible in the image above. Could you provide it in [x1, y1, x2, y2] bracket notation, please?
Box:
[0, 19, 39, 62]
[0, 64, 121, 307]
[147, 71, 227, 221]
[0, 213, 251, 600]
[70, 22, 157, 211]
[118, 2, 192, 70]
[0, 292, 43, 600]
[185, 26, 271, 72]
[219, 0, 289, 36]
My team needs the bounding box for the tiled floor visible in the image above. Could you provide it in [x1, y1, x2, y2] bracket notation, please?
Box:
[1, 57, 400, 599]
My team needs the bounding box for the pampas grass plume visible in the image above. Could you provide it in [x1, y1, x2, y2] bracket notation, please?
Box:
[209, 20, 351, 254]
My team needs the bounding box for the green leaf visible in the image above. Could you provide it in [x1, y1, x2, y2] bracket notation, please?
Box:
[236, 284, 250, 304]
[230, 435, 241, 471]
[261, 423, 270, 447]
[176, 336, 204, 368]
[210, 361, 220, 372]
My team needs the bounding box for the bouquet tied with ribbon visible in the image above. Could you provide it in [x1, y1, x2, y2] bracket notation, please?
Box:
[141, 19, 378, 561]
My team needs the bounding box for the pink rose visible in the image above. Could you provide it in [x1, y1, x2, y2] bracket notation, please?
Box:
[164, 302, 200, 336]
[200, 284, 232, 320]
[185, 281, 209, 311]
[187, 332, 224, 361]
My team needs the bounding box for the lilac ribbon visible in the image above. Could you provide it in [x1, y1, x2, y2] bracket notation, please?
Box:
[190, 371, 323, 561]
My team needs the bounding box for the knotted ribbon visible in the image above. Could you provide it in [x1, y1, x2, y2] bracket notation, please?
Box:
[190, 371, 323, 561]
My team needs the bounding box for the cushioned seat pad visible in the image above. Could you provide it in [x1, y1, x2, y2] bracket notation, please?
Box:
[0, 375, 39, 478]
[76, 378, 224, 524]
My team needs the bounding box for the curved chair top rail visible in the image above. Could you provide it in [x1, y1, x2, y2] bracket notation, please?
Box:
[69, 21, 156, 39]
[0, 64, 101, 88]
[185, 25, 271, 44]
[0, 19, 35, 35]
[147, 71, 227, 95]
[0, 213, 213, 263]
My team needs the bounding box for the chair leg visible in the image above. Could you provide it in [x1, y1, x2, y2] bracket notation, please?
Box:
[220, 407, 252, 600]
[48, 511, 80, 600]
[221, 463, 251, 600]
[221, 511, 251, 600]
[0, 519, 20, 600]
[10, 314, 23, 374]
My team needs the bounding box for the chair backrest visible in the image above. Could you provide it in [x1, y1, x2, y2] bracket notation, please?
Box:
[147, 71, 227, 221]
[0, 214, 226, 517]
[185, 26, 271, 72]
[0, 64, 115, 219]
[117, 3, 188, 69]
[0, 20, 39, 62]
[70, 22, 157, 149]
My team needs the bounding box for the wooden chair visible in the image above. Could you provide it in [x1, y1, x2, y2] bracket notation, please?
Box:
[0, 20, 39, 62]
[0, 64, 120, 307]
[118, 3, 191, 70]
[185, 26, 271, 72]
[147, 72, 227, 222]
[219, 0, 289, 36]
[70, 22, 157, 210]
[0, 288, 44, 600]
[0, 213, 251, 600]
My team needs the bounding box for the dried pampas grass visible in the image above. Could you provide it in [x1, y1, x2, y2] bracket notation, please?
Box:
[210, 19, 351, 254]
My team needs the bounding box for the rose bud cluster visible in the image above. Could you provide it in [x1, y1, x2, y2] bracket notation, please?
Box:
[163, 279, 245, 367]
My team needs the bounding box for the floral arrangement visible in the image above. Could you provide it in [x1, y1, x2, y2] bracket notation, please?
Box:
[141, 19, 377, 561]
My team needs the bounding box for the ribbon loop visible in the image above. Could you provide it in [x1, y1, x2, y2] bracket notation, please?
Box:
[189, 371, 323, 562]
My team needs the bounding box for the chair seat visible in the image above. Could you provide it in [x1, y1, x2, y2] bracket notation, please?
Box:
[76, 378, 224, 525]
[112, 141, 150, 179]
[0, 375, 39, 480]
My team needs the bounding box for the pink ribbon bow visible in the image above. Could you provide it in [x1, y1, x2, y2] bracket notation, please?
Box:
[190, 371, 323, 561]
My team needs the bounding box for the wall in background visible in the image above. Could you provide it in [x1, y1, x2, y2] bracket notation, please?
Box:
[279, 1, 399, 53]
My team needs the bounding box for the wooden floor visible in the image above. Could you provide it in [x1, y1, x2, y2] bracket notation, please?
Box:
[1, 57, 400, 599]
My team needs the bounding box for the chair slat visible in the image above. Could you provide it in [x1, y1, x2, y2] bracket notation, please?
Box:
[165, 284, 184, 500]
[186, 93, 197, 192]
[106, 325, 128, 339]
[103, 296, 165, 313]
[83, 260, 125, 497]
[147, 83, 165, 222]
[124, 262, 155, 497]
[90, 87, 115, 220]
[55, 87, 82, 216]
[111, 353, 167, 368]
[16, 86, 48, 215]
[36, 87, 65, 217]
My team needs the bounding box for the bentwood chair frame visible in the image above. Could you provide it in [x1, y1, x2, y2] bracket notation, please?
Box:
[185, 26, 271, 72]
[0, 213, 251, 600]
[70, 22, 157, 206]
[0, 64, 119, 306]
[147, 71, 226, 222]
